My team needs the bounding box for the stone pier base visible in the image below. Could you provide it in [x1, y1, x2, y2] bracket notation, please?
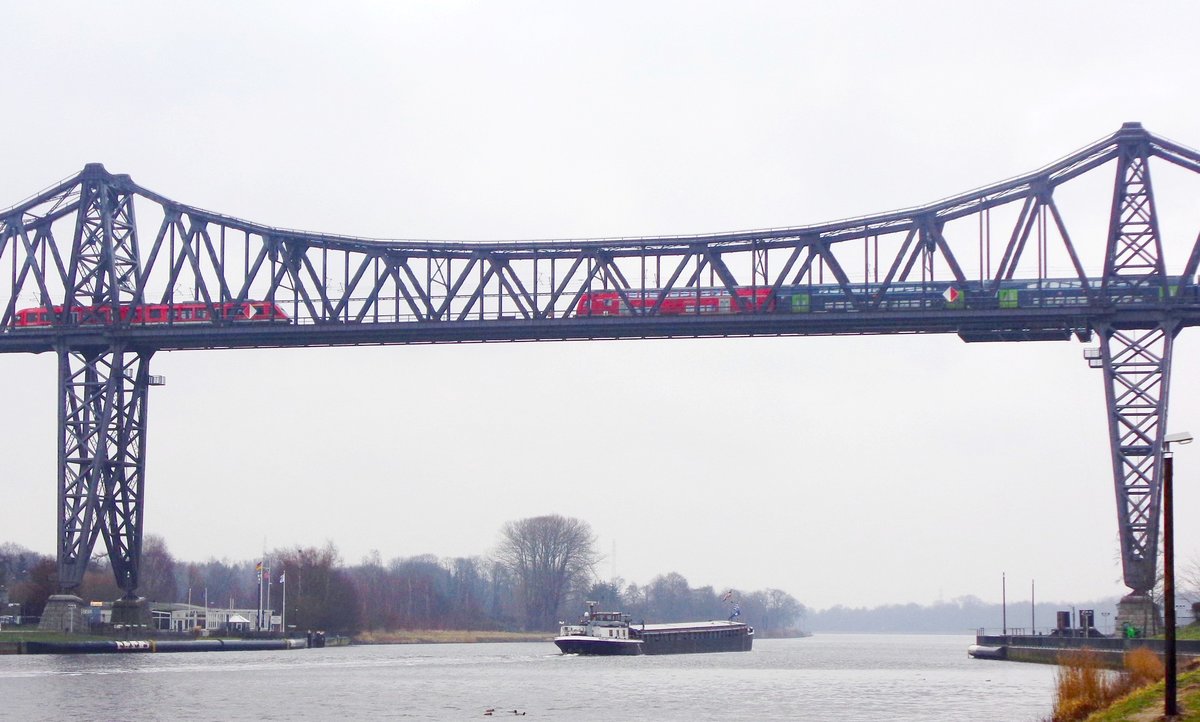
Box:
[111, 597, 150, 629]
[38, 594, 85, 633]
[1114, 593, 1161, 637]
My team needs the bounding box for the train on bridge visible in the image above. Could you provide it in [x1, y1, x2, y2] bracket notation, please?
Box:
[6, 276, 1193, 328]
[11, 301, 290, 328]
[574, 276, 1195, 316]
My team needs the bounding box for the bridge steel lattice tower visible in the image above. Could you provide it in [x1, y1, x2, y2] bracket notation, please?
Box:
[1094, 129, 1186, 628]
[2, 123, 1200, 613]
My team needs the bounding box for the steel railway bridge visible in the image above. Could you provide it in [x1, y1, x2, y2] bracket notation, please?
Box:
[3, 122, 1200, 619]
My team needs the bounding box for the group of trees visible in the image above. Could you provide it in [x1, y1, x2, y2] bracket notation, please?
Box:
[0, 514, 806, 636]
[586, 572, 805, 635]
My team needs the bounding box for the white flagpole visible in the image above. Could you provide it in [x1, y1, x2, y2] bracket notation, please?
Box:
[266, 565, 272, 633]
[281, 574, 287, 635]
[257, 564, 264, 630]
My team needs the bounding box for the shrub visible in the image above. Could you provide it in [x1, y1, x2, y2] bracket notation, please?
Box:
[1049, 647, 1167, 721]
[1052, 649, 1113, 721]
[1122, 646, 1164, 688]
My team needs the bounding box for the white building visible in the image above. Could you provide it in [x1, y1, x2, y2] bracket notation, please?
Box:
[149, 603, 272, 633]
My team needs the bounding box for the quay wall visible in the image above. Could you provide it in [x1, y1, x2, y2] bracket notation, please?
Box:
[10, 637, 310, 655]
[974, 634, 1200, 668]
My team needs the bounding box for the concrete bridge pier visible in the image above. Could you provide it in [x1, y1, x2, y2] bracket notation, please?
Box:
[38, 594, 85, 633]
[1114, 594, 1161, 637]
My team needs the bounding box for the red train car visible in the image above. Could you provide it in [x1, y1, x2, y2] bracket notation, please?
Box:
[12, 301, 290, 328]
[576, 287, 774, 316]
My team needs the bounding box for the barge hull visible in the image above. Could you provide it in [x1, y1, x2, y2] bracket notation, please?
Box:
[554, 637, 643, 655]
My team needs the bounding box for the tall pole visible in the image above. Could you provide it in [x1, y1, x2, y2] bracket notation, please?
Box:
[257, 563, 264, 631]
[1031, 580, 1035, 634]
[1164, 451, 1177, 717]
[1002, 572, 1007, 636]
[281, 573, 287, 635]
[266, 565, 272, 633]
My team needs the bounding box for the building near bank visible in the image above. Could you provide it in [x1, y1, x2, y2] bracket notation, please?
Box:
[81, 601, 276, 634]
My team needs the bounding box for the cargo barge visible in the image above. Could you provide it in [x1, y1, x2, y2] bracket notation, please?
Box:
[554, 602, 753, 656]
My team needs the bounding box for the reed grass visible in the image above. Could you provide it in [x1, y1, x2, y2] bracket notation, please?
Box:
[1122, 646, 1164, 688]
[1048, 647, 1167, 721]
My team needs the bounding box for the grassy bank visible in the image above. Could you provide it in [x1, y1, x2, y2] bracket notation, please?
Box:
[0, 629, 110, 643]
[1154, 625, 1200, 642]
[1048, 647, 1200, 721]
[1083, 666, 1200, 721]
[353, 629, 552, 645]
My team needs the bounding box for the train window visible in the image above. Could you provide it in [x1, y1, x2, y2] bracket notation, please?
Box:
[149, 308, 163, 320]
[195, 308, 207, 319]
[179, 309, 192, 320]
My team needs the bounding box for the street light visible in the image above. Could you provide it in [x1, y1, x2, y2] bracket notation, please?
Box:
[1163, 430, 1192, 718]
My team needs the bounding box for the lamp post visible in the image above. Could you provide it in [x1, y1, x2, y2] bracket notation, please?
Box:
[1163, 430, 1192, 718]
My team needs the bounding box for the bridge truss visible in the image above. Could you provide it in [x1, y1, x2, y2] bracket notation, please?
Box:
[2, 123, 1200, 600]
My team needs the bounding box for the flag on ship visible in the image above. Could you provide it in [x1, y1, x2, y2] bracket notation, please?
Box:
[721, 591, 733, 603]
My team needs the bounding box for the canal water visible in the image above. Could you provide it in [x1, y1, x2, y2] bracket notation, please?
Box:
[0, 634, 1056, 720]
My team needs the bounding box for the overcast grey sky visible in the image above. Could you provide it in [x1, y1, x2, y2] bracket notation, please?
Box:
[2, 1, 1199, 610]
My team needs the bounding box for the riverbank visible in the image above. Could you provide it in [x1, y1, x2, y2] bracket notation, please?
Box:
[353, 629, 551, 645]
[1071, 665, 1200, 721]
[3, 627, 550, 652]
[0, 630, 109, 654]
[0, 629, 344, 654]
[973, 632, 1200, 669]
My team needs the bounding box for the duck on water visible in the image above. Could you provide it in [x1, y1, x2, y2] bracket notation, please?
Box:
[554, 601, 753, 656]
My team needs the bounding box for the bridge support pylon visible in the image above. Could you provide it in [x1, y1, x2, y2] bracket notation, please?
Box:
[56, 347, 153, 597]
[54, 164, 152, 598]
[1097, 324, 1176, 636]
[1098, 123, 1176, 635]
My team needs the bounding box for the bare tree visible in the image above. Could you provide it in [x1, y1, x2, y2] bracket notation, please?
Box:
[494, 515, 598, 631]
[274, 542, 361, 633]
[139, 535, 179, 603]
